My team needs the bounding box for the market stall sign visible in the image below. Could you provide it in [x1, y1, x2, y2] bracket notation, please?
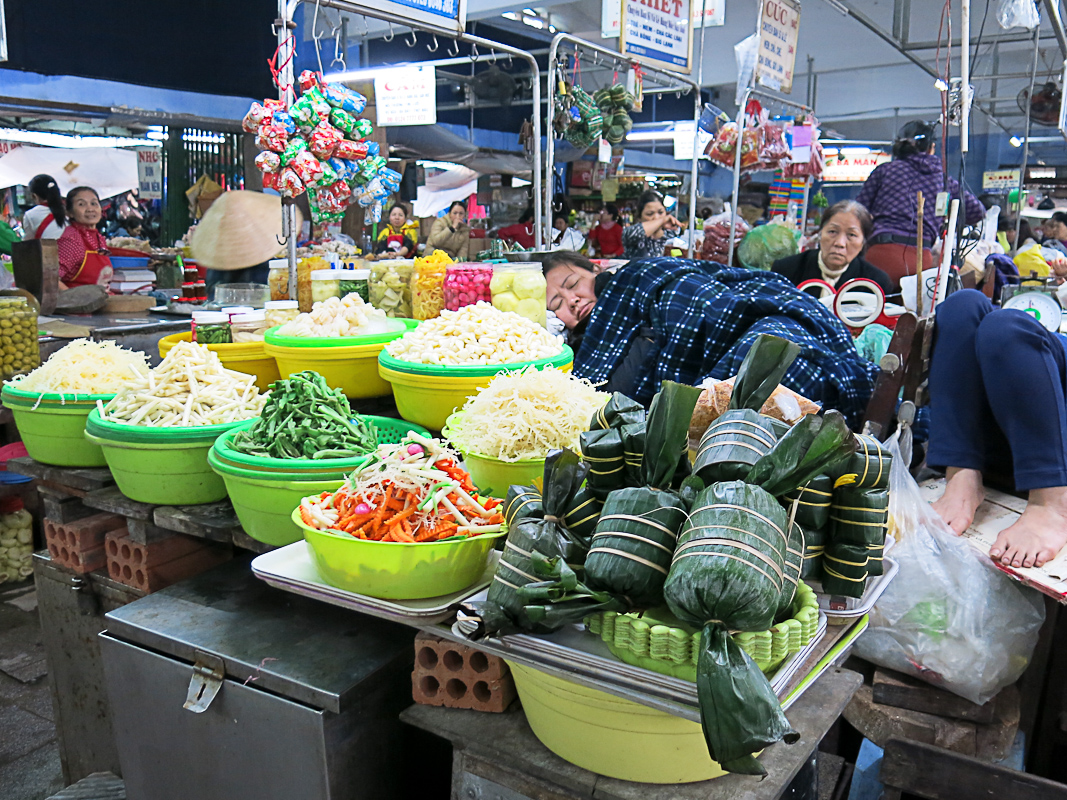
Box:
[348, 0, 465, 34]
[982, 169, 1021, 190]
[755, 0, 800, 93]
[374, 67, 437, 127]
[136, 148, 162, 200]
[604, 0, 721, 38]
[693, 0, 726, 27]
[620, 0, 694, 74]
[822, 152, 890, 183]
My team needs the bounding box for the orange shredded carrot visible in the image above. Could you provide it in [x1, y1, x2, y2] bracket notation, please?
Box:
[299, 504, 316, 527]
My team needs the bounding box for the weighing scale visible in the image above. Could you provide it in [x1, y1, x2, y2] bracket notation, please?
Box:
[1000, 283, 1064, 332]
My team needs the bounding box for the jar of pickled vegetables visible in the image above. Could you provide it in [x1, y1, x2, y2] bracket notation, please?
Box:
[268, 259, 290, 302]
[264, 300, 300, 329]
[191, 311, 231, 344]
[443, 265, 493, 312]
[297, 255, 328, 312]
[337, 269, 370, 303]
[0, 497, 33, 583]
[411, 256, 450, 320]
[0, 295, 39, 381]
[221, 306, 254, 321]
[310, 270, 341, 304]
[369, 260, 414, 317]
[230, 310, 269, 343]
[489, 264, 547, 326]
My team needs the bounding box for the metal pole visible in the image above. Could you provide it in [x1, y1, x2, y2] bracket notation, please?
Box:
[726, 86, 750, 268]
[1015, 28, 1041, 250]
[546, 38, 559, 250]
[280, 0, 299, 302]
[960, 0, 970, 153]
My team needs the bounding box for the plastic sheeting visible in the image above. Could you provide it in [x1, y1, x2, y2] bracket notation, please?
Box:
[0, 146, 138, 198]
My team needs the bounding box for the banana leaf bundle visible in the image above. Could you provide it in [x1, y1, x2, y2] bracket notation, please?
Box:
[780, 473, 833, 529]
[801, 526, 825, 579]
[580, 393, 646, 500]
[829, 486, 888, 577]
[504, 485, 543, 528]
[831, 434, 892, 490]
[662, 410, 855, 776]
[561, 486, 603, 548]
[822, 542, 869, 598]
[777, 519, 806, 620]
[584, 382, 702, 607]
[695, 335, 802, 484]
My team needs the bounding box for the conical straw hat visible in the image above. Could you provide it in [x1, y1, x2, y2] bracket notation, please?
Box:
[190, 191, 304, 270]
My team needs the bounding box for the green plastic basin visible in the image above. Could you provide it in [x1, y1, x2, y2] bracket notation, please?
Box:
[1, 386, 114, 467]
[84, 409, 249, 505]
[294, 507, 505, 599]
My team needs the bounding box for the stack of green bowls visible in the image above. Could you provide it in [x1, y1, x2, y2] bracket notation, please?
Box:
[1, 386, 115, 467]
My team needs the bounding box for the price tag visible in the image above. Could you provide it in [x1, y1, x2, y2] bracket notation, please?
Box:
[935, 191, 950, 216]
[598, 139, 612, 163]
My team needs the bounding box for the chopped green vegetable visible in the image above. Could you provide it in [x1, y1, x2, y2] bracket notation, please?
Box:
[229, 370, 378, 460]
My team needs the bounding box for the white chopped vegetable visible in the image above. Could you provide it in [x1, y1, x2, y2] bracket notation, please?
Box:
[99, 341, 268, 427]
[445, 366, 609, 461]
[275, 294, 397, 338]
[384, 302, 562, 366]
[7, 340, 149, 396]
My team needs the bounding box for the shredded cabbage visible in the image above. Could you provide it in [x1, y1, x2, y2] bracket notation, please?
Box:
[7, 340, 149, 396]
[446, 366, 610, 461]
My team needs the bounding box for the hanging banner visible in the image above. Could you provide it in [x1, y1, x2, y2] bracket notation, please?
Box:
[342, 0, 465, 34]
[374, 67, 437, 127]
[755, 0, 800, 93]
[693, 0, 726, 27]
[620, 0, 694, 74]
[136, 148, 162, 200]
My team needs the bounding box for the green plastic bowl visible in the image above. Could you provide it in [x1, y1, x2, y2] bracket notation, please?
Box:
[1, 386, 115, 467]
[443, 414, 546, 498]
[83, 408, 250, 504]
[293, 507, 505, 599]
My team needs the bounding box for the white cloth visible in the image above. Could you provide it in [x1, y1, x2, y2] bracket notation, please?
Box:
[817, 251, 847, 284]
[22, 204, 63, 240]
[552, 227, 586, 252]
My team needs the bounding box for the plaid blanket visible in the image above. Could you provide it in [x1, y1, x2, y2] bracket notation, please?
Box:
[572, 258, 880, 428]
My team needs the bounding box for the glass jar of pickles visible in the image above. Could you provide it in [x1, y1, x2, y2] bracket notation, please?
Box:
[264, 300, 299, 329]
[0, 296, 39, 381]
[230, 310, 269, 343]
[489, 264, 547, 326]
[268, 259, 290, 302]
[297, 255, 327, 312]
[369, 260, 414, 317]
[411, 253, 451, 320]
[443, 265, 493, 312]
[337, 269, 370, 303]
[191, 311, 231, 344]
[310, 270, 341, 304]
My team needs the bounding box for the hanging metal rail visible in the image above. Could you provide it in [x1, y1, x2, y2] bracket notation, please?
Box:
[277, 0, 544, 294]
[546, 33, 700, 255]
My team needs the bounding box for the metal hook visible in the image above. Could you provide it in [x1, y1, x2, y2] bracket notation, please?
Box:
[593, 51, 601, 66]
[471, 42, 479, 62]
[447, 38, 460, 57]
[276, 234, 289, 246]
[406, 29, 417, 47]
[383, 22, 395, 42]
[505, 51, 514, 68]
[428, 34, 439, 52]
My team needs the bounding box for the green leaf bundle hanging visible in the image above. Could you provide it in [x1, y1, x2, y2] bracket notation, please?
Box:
[580, 393, 646, 500]
[780, 474, 833, 529]
[584, 381, 702, 608]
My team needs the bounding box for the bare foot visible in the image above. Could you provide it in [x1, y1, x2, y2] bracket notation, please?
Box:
[932, 467, 985, 535]
[990, 487, 1067, 569]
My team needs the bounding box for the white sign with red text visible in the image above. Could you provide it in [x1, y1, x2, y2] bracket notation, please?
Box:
[755, 0, 800, 93]
[136, 148, 162, 200]
[374, 67, 437, 127]
[621, 0, 694, 74]
[822, 152, 891, 183]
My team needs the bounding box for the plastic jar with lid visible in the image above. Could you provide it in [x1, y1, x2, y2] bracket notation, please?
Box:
[181, 282, 196, 300]
[230, 310, 269, 343]
[310, 270, 341, 304]
[191, 311, 231, 344]
[411, 260, 449, 320]
[221, 306, 255, 320]
[268, 259, 290, 302]
[264, 300, 300, 329]
[443, 265, 493, 312]
[337, 269, 370, 303]
[0, 296, 40, 380]
[0, 497, 33, 581]
[297, 256, 328, 312]
[369, 260, 413, 317]
[489, 264, 547, 326]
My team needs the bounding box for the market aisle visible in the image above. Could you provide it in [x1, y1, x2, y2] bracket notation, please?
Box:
[0, 579, 64, 800]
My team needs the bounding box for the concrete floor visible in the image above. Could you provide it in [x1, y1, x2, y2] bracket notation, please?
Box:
[0, 579, 65, 800]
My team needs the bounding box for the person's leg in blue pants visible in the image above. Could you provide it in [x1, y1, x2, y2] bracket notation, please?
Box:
[929, 289, 1067, 568]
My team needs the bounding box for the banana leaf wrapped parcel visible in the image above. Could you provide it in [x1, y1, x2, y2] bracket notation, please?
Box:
[580, 393, 646, 500]
[780, 473, 833, 529]
[584, 382, 702, 608]
[822, 543, 869, 597]
[801, 526, 826, 579]
[663, 410, 855, 776]
[830, 486, 889, 578]
[777, 519, 806, 619]
[695, 335, 802, 484]
[831, 433, 892, 490]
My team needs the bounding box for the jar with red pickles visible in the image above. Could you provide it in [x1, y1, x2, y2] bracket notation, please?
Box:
[442, 265, 493, 312]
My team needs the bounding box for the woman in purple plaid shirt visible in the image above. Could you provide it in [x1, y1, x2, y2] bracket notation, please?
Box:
[856, 121, 984, 291]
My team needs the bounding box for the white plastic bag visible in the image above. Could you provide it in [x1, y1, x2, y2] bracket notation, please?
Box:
[853, 437, 1045, 705]
[997, 0, 1040, 30]
[734, 34, 758, 106]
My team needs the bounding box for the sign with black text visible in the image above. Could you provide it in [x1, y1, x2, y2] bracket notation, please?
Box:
[136, 148, 162, 200]
[621, 0, 694, 74]
[755, 0, 800, 93]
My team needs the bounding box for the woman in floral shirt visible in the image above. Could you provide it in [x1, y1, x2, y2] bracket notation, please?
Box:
[622, 190, 682, 259]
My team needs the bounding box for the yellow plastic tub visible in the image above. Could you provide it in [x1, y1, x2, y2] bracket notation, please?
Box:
[159, 332, 279, 393]
[508, 663, 725, 784]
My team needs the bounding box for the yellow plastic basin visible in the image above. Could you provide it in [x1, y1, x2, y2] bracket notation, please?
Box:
[508, 662, 725, 784]
[159, 332, 279, 393]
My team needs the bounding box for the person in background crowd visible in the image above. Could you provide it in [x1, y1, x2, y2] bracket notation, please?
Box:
[114, 218, 144, 239]
[772, 200, 892, 295]
[998, 217, 1039, 255]
[551, 213, 586, 252]
[856, 121, 984, 290]
[1041, 212, 1067, 258]
[22, 174, 65, 240]
[56, 186, 112, 289]
[622, 190, 682, 260]
[374, 203, 416, 257]
[426, 200, 471, 260]
[542, 251, 878, 427]
[497, 207, 536, 249]
[586, 204, 624, 258]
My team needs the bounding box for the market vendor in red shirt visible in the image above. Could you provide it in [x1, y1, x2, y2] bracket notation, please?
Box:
[586, 204, 624, 258]
[56, 186, 112, 289]
[497, 208, 536, 249]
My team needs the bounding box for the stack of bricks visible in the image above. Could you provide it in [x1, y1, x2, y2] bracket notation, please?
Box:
[43, 513, 126, 574]
[411, 632, 516, 713]
[105, 529, 231, 594]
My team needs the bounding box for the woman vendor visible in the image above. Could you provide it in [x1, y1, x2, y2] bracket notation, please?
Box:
[543, 251, 878, 427]
[587, 204, 624, 258]
[1041, 212, 1067, 258]
[551, 213, 586, 252]
[22, 174, 65, 241]
[772, 201, 892, 295]
[929, 289, 1067, 569]
[622, 191, 682, 259]
[56, 186, 111, 289]
[374, 203, 416, 257]
[426, 201, 471, 260]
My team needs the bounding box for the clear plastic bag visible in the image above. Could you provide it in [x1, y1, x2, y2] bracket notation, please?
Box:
[997, 0, 1040, 30]
[737, 222, 797, 271]
[734, 34, 758, 106]
[853, 437, 1046, 705]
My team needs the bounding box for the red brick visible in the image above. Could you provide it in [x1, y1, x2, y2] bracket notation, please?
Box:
[109, 544, 231, 593]
[411, 633, 515, 713]
[105, 530, 205, 569]
[415, 632, 509, 681]
[44, 513, 124, 553]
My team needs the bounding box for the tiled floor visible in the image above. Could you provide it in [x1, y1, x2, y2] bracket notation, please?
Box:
[0, 580, 64, 800]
